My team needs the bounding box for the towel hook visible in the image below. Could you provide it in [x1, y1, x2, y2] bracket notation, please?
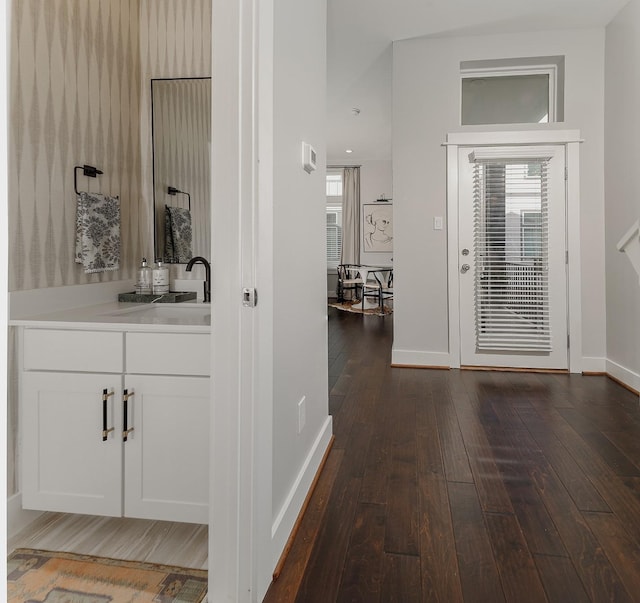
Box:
[167, 186, 191, 211]
[74, 164, 103, 195]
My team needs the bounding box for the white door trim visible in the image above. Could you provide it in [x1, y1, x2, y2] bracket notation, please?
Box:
[446, 130, 583, 373]
[210, 1, 273, 601]
[0, 0, 8, 586]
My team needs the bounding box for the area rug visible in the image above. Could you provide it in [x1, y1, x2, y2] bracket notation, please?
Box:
[8, 548, 207, 603]
[329, 299, 393, 316]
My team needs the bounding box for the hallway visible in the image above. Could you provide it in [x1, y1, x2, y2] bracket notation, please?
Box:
[264, 307, 640, 602]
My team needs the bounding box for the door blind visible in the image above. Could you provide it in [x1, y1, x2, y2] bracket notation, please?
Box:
[472, 159, 551, 351]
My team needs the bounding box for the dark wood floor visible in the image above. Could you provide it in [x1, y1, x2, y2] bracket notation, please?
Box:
[263, 307, 640, 602]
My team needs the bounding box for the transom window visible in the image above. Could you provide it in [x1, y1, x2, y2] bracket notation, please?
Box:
[461, 56, 564, 126]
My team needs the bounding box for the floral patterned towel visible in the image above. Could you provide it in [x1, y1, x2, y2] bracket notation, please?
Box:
[75, 192, 121, 273]
[164, 205, 193, 263]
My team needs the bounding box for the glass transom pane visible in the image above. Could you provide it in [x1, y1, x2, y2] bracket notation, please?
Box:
[462, 74, 550, 125]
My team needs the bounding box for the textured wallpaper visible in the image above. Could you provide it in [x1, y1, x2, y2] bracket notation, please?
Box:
[9, 0, 143, 291]
[139, 0, 212, 270]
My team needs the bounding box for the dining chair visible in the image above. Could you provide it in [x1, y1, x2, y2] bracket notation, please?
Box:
[336, 264, 363, 302]
[361, 268, 393, 311]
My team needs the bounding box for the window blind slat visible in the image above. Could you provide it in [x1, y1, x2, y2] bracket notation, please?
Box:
[472, 159, 551, 352]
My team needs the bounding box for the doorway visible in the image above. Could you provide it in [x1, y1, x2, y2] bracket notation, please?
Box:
[445, 131, 584, 373]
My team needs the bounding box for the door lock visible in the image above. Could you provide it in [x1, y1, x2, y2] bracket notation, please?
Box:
[461, 264, 470, 274]
[461, 248, 469, 256]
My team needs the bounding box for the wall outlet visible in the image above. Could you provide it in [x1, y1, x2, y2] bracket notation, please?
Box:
[298, 396, 306, 434]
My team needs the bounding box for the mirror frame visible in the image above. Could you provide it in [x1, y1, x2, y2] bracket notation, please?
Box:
[151, 77, 212, 263]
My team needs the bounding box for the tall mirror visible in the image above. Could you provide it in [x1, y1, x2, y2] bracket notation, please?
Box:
[152, 77, 212, 263]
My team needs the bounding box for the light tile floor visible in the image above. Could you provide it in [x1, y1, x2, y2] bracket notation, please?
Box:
[8, 512, 208, 570]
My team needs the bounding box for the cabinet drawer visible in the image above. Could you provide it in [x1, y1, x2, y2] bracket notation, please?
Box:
[23, 329, 124, 373]
[126, 332, 210, 376]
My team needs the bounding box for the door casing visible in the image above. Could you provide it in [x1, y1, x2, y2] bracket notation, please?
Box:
[445, 130, 583, 373]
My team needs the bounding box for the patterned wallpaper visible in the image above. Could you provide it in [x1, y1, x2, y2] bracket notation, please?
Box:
[7, 0, 212, 497]
[139, 0, 212, 271]
[9, 0, 143, 291]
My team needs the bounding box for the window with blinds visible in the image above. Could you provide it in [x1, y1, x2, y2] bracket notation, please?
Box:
[326, 173, 343, 197]
[472, 159, 551, 351]
[326, 171, 343, 268]
[326, 208, 343, 267]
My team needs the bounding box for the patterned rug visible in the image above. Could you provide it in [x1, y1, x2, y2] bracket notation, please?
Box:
[8, 549, 207, 603]
[329, 299, 393, 316]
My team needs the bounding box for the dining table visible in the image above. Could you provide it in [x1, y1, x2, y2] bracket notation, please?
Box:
[355, 265, 393, 310]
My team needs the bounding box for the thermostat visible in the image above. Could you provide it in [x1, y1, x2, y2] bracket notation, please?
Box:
[302, 142, 317, 173]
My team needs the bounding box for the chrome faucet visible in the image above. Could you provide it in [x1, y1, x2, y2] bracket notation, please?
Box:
[185, 256, 211, 303]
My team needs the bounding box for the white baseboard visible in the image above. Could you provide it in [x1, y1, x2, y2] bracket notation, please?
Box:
[606, 358, 640, 394]
[7, 493, 43, 539]
[581, 356, 607, 373]
[391, 348, 450, 368]
[271, 416, 333, 568]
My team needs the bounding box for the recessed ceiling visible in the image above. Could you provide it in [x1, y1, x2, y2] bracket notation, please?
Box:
[327, 0, 628, 163]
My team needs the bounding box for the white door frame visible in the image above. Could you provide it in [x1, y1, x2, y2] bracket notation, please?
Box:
[445, 130, 583, 373]
[0, 0, 8, 589]
[210, 1, 273, 601]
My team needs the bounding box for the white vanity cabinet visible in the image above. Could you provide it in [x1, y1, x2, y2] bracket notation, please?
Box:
[20, 327, 210, 525]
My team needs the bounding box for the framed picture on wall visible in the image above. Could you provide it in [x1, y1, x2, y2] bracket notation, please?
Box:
[363, 203, 393, 252]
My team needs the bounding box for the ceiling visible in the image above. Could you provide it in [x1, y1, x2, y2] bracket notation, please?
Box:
[326, 0, 629, 163]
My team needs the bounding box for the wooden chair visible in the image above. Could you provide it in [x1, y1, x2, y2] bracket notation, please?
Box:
[361, 268, 393, 311]
[336, 264, 363, 302]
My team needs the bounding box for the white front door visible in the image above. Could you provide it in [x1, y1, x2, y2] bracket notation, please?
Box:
[458, 145, 568, 369]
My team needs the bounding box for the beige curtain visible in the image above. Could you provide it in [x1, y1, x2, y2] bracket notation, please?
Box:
[341, 167, 361, 264]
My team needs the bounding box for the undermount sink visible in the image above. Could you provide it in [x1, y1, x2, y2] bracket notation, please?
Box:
[102, 303, 211, 326]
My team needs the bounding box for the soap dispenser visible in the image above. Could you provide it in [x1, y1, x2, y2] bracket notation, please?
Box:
[152, 260, 170, 295]
[135, 258, 152, 294]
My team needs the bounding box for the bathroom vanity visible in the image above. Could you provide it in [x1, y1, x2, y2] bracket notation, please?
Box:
[12, 302, 210, 525]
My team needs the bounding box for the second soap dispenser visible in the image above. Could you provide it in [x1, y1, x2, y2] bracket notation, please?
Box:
[152, 260, 169, 295]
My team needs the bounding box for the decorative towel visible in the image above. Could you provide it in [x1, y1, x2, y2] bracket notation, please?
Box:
[75, 191, 121, 273]
[164, 205, 193, 263]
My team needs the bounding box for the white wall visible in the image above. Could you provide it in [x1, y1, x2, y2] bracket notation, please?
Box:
[392, 29, 606, 368]
[359, 159, 394, 267]
[604, 2, 640, 391]
[271, 0, 331, 567]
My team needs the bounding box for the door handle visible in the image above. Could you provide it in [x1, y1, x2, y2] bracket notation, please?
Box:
[461, 264, 470, 274]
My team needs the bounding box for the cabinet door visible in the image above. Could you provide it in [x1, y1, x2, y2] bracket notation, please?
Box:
[123, 375, 210, 524]
[21, 372, 123, 516]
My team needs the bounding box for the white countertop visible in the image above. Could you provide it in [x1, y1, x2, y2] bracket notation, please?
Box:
[10, 301, 211, 334]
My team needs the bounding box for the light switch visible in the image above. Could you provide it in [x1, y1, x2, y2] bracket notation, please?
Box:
[434, 216, 444, 230]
